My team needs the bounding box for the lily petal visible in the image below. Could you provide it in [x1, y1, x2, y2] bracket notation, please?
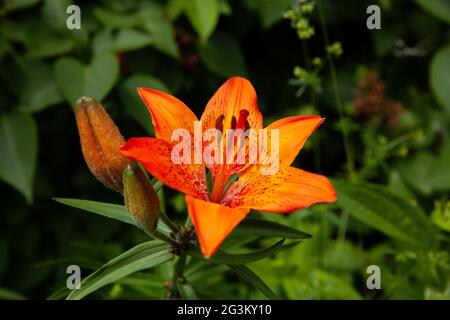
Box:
[222, 166, 336, 213]
[266, 115, 324, 166]
[120, 137, 208, 199]
[201, 77, 263, 199]
[186, 195, 249, 257]
[138, 88, 198, 142]
[201, 77, 263, 132]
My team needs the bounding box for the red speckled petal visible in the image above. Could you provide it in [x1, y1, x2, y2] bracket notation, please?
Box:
[138, 88, 198, 142]
[266, 115, 324, 166]
[200, 77, 263, 198]
[201, 77, 263, 132]
[222, 166, 336, 213]
[120, 137, 208, 199]
[186, 195, 249, 257]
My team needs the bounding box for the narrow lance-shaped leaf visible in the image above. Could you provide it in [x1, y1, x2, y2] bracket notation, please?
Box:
[177, 282, 198, 300]
[228, 264, 278, 300]
[188, 240, 285, 265]
[333, 179, 436, 248]
[231, 217, 311, 239]
[54, 198, 136, 225]
[53, 198, 172, 233]
[66, 241, 173, 300]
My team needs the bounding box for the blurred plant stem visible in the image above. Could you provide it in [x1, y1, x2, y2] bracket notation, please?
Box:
[168, 215, 192, 298]
[161, 210, 178, 232]
[301, 38, 322, 173]
[317, 0, 355, 180]
[171, 252, 187, 298]
[149, 229, 176, 245]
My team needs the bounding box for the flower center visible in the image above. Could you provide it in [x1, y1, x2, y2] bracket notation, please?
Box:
[209, 109, 250, 203]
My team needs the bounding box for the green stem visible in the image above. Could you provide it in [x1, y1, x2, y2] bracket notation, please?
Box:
[160, 210, 178, 232]
[149, 229, 176, 245]
[317, 0, 355, 180]
[172, 252, 187, 297]
[300, 39, 321, 172]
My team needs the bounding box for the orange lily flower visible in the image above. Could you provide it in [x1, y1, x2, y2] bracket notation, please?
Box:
[120, 77, 336, 257]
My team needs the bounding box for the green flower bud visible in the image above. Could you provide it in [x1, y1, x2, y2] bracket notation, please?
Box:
[296, 18, 308, 30]
[301, 3, 314, 14]
[312, 57, 322, 66]
[293, 66, 306, 78]
[123, 162, 161, 233]
[283, 9, 295, 20]
[327, 42, 343, 57]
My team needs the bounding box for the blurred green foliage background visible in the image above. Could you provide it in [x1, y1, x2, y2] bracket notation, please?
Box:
[0, 0, 450, 299]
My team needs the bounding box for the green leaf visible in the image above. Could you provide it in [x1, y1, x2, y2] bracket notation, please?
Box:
[6, 0, 40, 11]
[47, 286, 70, 300]
[231, 217, 311, 239]
[185, 263, 228, 283]
[18, 60, 64, 113]
[25, 24, 74, 59]
[189, 240, 285, 265]
[93, 4, 179, 58]
[0, 287, 27, 300]
[0, 112, 38, 203]
[114, 28, 153, 52]
[166, 0, 185, 20]
[219, 0, 232, 15]
[54, 198, 171, 234]
[53, 53, 119, 106]
[141, 2, 179, 58]
[372, 28, 398, 57]
[93, 8, 137, 29]
[244, 0, 290, 28]
[333, 179, 435, 248]
[177, 282, 198, 300]
[54, 198, 136, 226]
[430, 45, 450, 112]
[199, 32, 247, 78]
[398, 152, 450, 194]
[283, 269, 362, 300]
[431, 200, 450, 233]
[67, 241, 173, 300]
[228, 264, 278, 300]
[93, 29, 154, 54]
[0, 38, 8, 62]
[41, 0, 72, 31]
[119, 74, 170, 134]
[414, 0, 450, 24]
[185, 0, 220, 43]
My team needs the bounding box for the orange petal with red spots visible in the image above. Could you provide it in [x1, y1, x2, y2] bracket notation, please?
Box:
[266, 115, 324, 166]
[201, 77, 263, 132]
[120, 137, 208, 199]
[222, 166, 336, 213]
[200, 77, 263, 196]
[186, 195, 249, 257]
[138, 88, 198, 142]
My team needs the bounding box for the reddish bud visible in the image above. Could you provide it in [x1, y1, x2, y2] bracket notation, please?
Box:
[75, 97, 129, 192]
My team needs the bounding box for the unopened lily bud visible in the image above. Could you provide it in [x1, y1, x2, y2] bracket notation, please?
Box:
[123, 162, 161, 233]
[75, 97, 129, 192]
